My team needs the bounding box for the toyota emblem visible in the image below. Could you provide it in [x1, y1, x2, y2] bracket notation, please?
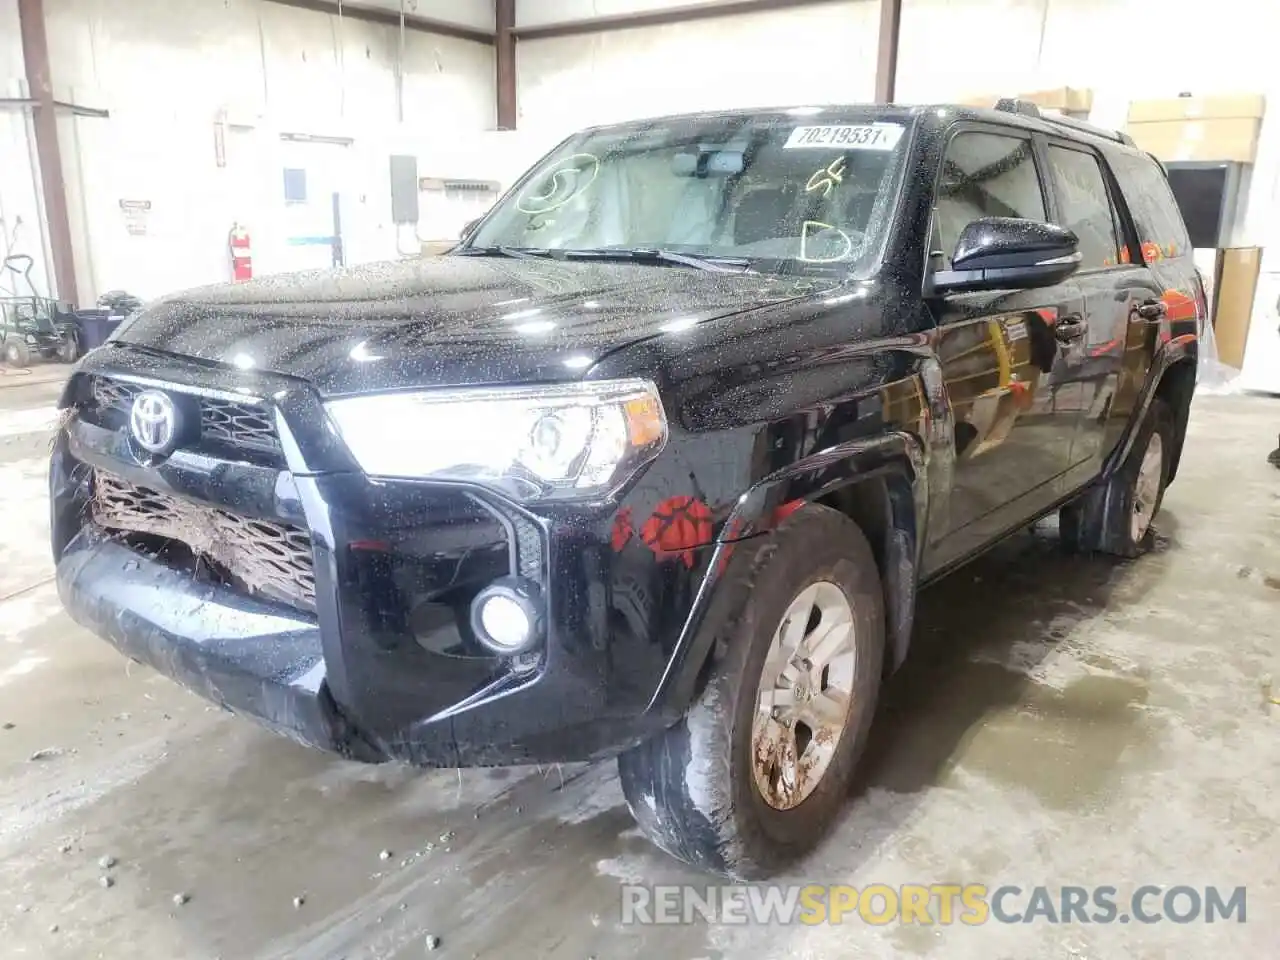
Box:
[129, 390, 179, 455]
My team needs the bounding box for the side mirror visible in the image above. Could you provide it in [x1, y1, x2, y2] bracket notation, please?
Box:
[460, 218, 481, 242]
[930, 217, 1080, 295]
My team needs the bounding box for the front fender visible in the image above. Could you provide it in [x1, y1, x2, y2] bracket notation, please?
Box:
[644, 431, 926, 718]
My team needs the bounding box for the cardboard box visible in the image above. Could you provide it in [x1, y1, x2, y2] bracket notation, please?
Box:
[1020, 86, 1094, 115]
[1126, 118, 1261, 163]
[1127, 94, 1265, 124]
[1213, 247, 1262, 369]
[959, 86, 1093, 117]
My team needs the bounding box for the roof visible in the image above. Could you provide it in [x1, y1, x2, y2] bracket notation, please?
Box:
[584, 102, 1135, 152]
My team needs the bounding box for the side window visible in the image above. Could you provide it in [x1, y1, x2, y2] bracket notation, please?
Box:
[1046, 145, 1120, 270]
[935, 131, 1046, 267]
[1111, 152, 1192, 262]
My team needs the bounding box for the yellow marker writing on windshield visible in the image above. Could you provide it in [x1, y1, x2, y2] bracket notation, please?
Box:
[516, 153, 601, 214]
[799, 221, 853, 262]
[805, 157, 847, 198]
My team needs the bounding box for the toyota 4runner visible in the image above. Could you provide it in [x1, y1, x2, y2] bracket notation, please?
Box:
[51, 100, 1203, 879]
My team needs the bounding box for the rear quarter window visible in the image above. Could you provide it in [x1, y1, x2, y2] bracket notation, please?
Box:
[1110, 151, 1192, 263]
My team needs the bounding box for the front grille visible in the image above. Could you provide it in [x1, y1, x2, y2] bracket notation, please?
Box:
[90, 376, 283, 459]
[199, 396, 278, 453]
[92, 376, 139, 412]
[92, 471, 316, 611]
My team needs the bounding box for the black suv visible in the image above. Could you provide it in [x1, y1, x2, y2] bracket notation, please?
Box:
[51, 101, 1202, 879]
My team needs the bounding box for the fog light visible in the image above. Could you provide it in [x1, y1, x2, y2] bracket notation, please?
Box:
[480, 595, 529, 647]
[470, 577, 544, 655]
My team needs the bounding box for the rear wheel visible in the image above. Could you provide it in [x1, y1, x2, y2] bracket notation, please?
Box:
[617, 505, 884, 879]
[3, 337, 30, 368]
[1061, 398, 1173, 557]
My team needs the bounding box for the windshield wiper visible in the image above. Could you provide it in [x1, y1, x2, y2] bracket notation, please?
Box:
[458, 245, 750, 272]
[454, 245, 551, 260]
[561, 248, 750, 273]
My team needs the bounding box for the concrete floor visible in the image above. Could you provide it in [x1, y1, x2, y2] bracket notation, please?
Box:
[0, 376, 1277, 959]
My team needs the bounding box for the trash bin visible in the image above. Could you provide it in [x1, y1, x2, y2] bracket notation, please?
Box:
[72, 309, 125, 352]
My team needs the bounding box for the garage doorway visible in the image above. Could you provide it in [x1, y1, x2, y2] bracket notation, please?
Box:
[276, 137, 351, 274]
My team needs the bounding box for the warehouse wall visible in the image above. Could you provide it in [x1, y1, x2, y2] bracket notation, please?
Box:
[515, 1, 880, 136]
[5, 0, 1280, 357]
[0, 0, 499, 303]
[345, 0, 497, 33]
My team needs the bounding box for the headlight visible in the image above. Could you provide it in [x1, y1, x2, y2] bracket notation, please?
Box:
[325, 379, 667, 501]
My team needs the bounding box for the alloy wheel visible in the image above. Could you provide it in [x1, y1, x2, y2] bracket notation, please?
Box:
[750, 580, 857, 810]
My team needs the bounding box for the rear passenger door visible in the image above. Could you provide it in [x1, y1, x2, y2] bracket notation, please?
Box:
[1040, 139, 1169, 484]
[1106, 149, 1203, 447]
[925, 126, 1086, 565]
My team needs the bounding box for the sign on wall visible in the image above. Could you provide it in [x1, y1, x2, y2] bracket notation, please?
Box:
[119, 199, 152, 236]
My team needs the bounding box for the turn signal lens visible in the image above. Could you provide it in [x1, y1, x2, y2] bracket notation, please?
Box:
[624, 394, 665, 447]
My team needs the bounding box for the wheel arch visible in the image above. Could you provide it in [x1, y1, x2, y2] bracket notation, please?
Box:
[646, 431, 926, 719]
[1104, 339, 1197, 484]
[812, 474, 919, 676]
[1153, 357, 1195, 483]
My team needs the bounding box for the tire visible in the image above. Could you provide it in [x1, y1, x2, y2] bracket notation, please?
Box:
[56, 332, 79, 363]
[618, 505, 885, 879]
[3, 337, 30, 368]
[1060, 398, 1173, 558]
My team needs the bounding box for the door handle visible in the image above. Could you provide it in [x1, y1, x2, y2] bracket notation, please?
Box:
[1054, 315, 1086, 343]
[1136, 299, 1167, 321]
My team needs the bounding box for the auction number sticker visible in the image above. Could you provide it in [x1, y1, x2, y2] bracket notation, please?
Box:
[784, 124, 904, 150]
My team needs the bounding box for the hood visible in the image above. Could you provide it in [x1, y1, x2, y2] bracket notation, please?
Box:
[116, 256, 836, 396]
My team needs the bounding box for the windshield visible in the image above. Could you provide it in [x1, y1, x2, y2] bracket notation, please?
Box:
[468, 112, 911, 275]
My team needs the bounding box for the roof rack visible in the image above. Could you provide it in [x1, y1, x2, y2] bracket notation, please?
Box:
[993, 98, 1135, 147]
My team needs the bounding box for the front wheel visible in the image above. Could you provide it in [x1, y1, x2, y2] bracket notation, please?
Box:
[618, 505, 884, 879]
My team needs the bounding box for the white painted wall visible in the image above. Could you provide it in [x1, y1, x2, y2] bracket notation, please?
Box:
[0, 0, 501, 303]
[516, 0, 788, 27]
[346, 0, 496, 32]
[516, 1, 880, 138]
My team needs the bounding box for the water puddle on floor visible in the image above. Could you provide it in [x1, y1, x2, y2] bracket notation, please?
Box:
[946, 670, 1153, 812]
[861, 649, 1157, 817]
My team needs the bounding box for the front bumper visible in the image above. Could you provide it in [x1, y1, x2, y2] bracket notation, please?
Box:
[56, 533, 377, 760]
[51, 353, 727, 766]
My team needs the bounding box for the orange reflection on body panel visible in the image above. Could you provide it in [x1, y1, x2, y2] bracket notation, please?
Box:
[1159, 289, 1198, 322]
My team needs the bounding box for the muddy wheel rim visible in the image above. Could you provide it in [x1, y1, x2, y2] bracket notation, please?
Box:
[1131, 432, 1163, 542]
[750, 580, 857, 811]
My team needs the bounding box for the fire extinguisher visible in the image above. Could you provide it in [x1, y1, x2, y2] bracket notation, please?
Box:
[228, 223, 252, 283]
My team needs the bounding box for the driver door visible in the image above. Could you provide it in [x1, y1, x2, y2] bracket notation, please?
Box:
[925, 126, 1085, 567]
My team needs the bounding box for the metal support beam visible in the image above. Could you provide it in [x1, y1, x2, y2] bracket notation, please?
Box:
[495, 0, 516, 129]
[512, 0, 845, 40]
[0, 98, 110, 118]
[18, 0, 78, 301]
[264, 0, 494, 45]
[874, 0, 902, 104]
